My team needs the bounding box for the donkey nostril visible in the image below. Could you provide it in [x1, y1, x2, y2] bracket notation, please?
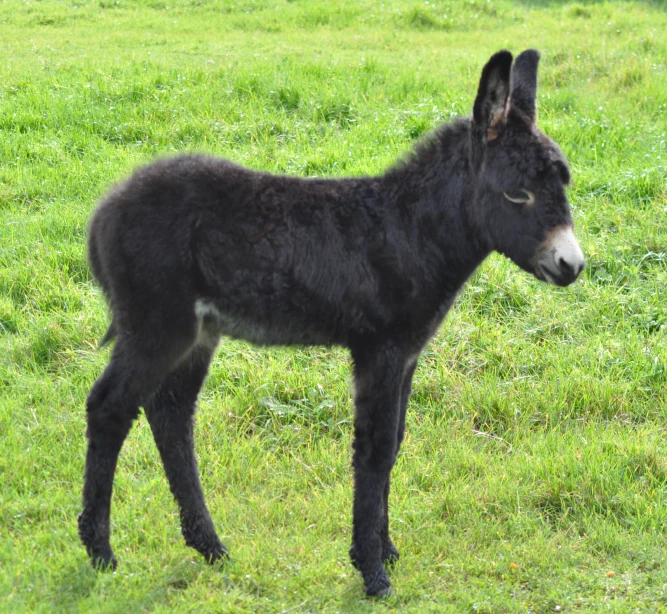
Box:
[558, 257, 574, 275]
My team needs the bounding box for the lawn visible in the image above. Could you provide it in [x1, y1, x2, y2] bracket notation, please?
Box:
[1, 0, 666, 611]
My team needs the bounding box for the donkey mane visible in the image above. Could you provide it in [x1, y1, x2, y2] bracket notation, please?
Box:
[387, 117, 471, 176]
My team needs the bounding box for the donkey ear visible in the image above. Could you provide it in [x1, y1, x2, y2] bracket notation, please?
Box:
[472, 50, 513, 142]
[509, 49, 540, 123]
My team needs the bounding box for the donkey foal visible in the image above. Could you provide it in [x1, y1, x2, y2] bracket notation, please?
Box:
[79, 50, 584, 597]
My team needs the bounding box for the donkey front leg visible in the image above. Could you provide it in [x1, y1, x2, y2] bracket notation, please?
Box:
[380, 357, 418, 567]
[349, 344, 407, 597]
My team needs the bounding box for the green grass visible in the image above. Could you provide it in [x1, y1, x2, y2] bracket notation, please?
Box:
[1, 0, 667, 611]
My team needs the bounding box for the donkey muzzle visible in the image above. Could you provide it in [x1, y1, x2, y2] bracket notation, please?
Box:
[534, 225, 585, 287]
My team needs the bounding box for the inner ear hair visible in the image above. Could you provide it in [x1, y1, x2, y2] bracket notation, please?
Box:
[487, 101, 509, 141]
[472, 50, 513, 143]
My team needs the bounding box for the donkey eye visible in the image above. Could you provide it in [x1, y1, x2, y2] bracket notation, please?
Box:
[503, 189, 535, 206]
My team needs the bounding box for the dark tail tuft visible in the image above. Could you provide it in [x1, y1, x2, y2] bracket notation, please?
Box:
[99, 321, 117, 348]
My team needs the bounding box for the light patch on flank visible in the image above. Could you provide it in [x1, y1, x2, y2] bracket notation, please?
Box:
[194, 299, 222, 320]
[194, 299, 223, 346]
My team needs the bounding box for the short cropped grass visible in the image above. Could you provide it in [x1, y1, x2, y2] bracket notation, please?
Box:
[1, 0, 666, 611]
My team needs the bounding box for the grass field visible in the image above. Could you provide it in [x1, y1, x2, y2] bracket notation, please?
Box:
[1, 0, 667, 611]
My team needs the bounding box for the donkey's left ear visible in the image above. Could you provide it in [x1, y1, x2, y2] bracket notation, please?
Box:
[509, 49, 540, 123]
[472, 50, 513, 143]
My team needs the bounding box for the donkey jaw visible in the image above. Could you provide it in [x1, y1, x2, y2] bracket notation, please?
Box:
[533, 225, 585, 287]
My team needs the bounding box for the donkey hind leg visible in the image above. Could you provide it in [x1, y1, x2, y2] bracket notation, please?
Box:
[144, 343, 228, 564]
[380, 358, 418, 568]
[78, 330, 197, 570]
[348, 344, 406, 597]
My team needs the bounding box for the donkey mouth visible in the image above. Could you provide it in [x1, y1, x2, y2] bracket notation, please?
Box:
[533, 225, 585, 287]
[534, 261, 580, 287]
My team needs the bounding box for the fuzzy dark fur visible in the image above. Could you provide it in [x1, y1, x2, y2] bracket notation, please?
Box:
[79, 50, 583, 597]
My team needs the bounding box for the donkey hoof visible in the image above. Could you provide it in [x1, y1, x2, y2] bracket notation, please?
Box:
[90, 549, 118, 571]
[204, 542, 230, 565]
[364, 567, 393, 598]
[369, 584, 394, 599]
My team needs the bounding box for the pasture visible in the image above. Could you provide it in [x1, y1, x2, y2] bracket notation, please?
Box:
[1, 0, 666, 611]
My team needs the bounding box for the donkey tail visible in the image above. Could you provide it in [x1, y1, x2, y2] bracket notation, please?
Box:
[99, 320, 117, 348]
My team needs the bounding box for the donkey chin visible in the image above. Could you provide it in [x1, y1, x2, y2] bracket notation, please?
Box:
[532, 224, 585, 287]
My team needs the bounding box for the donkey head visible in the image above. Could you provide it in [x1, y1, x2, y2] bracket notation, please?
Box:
[469, 50, 584, 286]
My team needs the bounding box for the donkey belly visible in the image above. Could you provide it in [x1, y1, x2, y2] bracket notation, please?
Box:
[194, 299, 346, 347]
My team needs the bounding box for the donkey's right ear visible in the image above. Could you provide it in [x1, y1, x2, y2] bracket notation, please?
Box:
[472, 50, 513, 143]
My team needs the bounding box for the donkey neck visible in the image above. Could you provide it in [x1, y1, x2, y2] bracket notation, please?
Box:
[380, 117, 490, 291]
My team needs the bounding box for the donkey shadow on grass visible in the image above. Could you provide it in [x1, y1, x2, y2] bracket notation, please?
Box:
[78, 49, 584, 597]
[54, 560, 208, 610]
